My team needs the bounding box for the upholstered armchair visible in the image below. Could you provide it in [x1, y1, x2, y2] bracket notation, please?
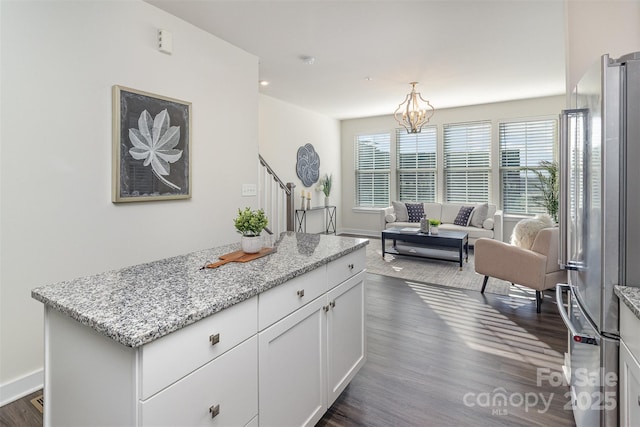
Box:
[474, 227, 566, 313]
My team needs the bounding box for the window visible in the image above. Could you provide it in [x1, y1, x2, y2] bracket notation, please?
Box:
[443, 121, 491, 203]
[499, 119, 557, 215]
[396, 126, 437, 202]
[355, 133, 390, 207]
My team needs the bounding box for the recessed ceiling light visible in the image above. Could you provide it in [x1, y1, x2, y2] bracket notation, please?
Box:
[259, 80, 270, 86]
[300, 55, 315, 65]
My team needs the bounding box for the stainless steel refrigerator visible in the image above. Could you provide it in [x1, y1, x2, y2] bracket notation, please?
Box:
[557, 51, 640, 427]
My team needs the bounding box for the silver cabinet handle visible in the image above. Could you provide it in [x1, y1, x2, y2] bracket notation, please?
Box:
[209, 333, 220, 346]
[297, 289, 304, 297]
[209, 404, 220, 418]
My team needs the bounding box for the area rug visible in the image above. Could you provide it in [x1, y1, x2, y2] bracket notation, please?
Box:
[365, 238, 511, 295]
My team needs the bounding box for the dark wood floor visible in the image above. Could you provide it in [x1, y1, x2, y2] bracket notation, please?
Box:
[0, 273, 575, 427]
[317, 273, 576, 427]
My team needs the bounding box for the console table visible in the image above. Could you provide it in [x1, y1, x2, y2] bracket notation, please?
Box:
[295, 206, 337, 234]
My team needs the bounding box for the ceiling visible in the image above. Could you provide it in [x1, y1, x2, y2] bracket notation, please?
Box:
[147, 0, 566, 120]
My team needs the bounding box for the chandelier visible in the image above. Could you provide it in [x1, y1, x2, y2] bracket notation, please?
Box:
[394, 82, 435, 133]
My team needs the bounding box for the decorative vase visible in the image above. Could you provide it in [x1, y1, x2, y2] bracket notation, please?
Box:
[324, 196, 330, 207]
[420, 216, 429, 233]
[241, 235, 262, 254]
[306, 198, 311, 210]
[301, 195, 306, 210]
[430, 226, 439, 235]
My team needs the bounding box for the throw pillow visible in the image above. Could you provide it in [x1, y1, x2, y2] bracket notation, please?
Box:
[392, 201, 409, 222]
[510, 214, 554, 250]
[406, 203, 424, 223]
[453, 206, 474, 226]
[469, 203, 489, 228]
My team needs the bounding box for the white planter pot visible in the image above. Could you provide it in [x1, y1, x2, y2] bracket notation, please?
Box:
[430, 227, 439, 235]
[324, 196, 330, 207]
[241, 235, 262, 254]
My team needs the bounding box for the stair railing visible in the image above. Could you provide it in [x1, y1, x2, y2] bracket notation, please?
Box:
[259, 155, 295, 244]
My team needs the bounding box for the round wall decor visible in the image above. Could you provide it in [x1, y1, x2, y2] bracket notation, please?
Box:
[296, 143, 320, 187]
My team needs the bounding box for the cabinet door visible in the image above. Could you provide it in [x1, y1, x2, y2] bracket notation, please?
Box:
[326, 271, 366, 405]
[620, 340, 640, 426]
[140, 336, 258, 427]
[258, 297, 327, 427]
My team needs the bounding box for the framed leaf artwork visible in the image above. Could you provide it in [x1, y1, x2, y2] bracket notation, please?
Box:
[112, 85, 192, 202]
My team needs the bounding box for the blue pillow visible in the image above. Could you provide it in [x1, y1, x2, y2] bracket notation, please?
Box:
[453, 206, 474, 226]
[406, 203, 424, 223]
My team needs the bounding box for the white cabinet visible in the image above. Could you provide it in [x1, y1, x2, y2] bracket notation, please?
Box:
[258, 249, 366, 427]
[327, 272, 366, 405]
[620, 340, 640, 427]
[258, 297, 327, 427]
[620, 302, 640, 426]
[140, 336, 258, 426]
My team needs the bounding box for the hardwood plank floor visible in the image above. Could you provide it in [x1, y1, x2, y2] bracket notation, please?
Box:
[317, 273, 576, 427]
[0, 273, 575, 427]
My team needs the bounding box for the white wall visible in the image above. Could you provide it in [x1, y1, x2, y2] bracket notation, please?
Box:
[0, 0, 258, 404]
[258, 95, 340, 233]
[565, 0, 640, 96]
[340, 96, 566, 238]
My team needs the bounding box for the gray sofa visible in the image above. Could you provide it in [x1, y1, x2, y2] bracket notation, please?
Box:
[380, 202, 503, 245]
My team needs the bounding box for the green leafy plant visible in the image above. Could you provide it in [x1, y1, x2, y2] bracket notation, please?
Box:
[234, 207, 268, 237]
[429, 219, 441, 227]
[319, 173, 333, 197]
[530, 160, 559, 223]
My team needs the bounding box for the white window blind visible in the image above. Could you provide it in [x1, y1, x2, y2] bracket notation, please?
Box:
[355, 133, 390, 207]
[499, 119, 557, 215]
[396, 126, 436, 202]
[443, 121, 491, 203]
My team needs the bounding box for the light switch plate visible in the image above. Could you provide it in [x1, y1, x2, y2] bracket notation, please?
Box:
[242, 184, 257, 196]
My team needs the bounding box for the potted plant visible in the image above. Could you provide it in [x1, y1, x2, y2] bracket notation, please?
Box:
[530, 160, 559, 223]
[319, 173, 333, 206]
[429, 219, 441, 235]
[234, 207, 268, 253]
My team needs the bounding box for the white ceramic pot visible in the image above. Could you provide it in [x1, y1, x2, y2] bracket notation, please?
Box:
[430, 226, 439, 235]
[324, 196, 330, 207]
[241, 235, 262, 254]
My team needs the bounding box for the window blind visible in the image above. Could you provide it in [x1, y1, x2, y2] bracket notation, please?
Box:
[443, 121, 491, 203]
[355, 133, 390, 207]
[499, 119, 557, 215]
[396, 126, 436, 202]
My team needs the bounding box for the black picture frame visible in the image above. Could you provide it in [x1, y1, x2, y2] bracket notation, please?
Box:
[112, 85, 192, 202]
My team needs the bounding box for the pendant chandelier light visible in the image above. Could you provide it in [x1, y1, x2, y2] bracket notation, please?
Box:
[394, 82, 435, 133]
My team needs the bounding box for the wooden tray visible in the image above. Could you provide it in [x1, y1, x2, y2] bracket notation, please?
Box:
[205, 247, 276, 269]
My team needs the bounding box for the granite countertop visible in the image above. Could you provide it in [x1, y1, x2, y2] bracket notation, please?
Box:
[615, 285, 640, 320]
[32, 232, 369, 348]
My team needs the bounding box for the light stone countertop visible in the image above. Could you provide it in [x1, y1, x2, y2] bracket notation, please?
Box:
[615, 285, 640, 320]
[32, 232, 369, 348]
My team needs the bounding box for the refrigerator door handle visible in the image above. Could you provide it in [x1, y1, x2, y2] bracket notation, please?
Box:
[558, 111, 570, 269]
[556, 284, 599, 345]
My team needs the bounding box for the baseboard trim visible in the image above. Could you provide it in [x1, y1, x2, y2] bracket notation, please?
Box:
[339, 228, 379, 238]
[0, 369, 43, 407]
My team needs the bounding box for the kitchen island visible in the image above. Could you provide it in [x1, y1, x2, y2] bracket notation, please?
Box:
[32, 232, 368, 427]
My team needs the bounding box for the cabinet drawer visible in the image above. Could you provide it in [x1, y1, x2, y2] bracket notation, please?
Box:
[140, 335, 258, 427]
[259, 266, 326, 331]
[140, 296, 257, 400]
[327, 248, 365, 289]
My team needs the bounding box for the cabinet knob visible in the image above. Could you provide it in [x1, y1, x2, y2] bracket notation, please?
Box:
[209, 333, 220, 346]
[329, 300, 336, 308]
[637, 396, 640, 406]
[209, 404, 220, 418]
[323, 305, 330, 312]
[297, 289, 305, 298]
[348, 263, 354, 270]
